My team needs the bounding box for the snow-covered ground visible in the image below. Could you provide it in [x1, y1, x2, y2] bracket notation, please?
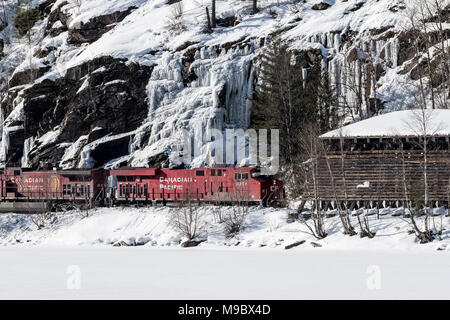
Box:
[0, 206, 449, 299]
[1, 246, 450, 299]
[1, 206, 449, 251]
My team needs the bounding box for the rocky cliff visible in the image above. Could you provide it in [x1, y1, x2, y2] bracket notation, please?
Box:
[0, 0, 448, 169]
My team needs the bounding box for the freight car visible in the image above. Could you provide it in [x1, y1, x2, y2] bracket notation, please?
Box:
[0, 166, 285, 212]
[108, 167, 285, 206]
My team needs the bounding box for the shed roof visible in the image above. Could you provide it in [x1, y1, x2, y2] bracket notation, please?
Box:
[321, 109, 450, 139]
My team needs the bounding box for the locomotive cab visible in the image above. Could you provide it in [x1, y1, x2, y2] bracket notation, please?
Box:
[248, 168, 285, 206]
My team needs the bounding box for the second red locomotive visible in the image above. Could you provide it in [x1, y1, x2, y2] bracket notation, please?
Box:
[108, 167, 284, 205]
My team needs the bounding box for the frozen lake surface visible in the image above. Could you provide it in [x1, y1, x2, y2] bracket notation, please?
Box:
[1, 247, 449, 299]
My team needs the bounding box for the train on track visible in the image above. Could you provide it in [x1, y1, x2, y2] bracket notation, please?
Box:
[0, 166, 285, 213]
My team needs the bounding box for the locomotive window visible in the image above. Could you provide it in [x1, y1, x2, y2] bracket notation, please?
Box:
[234, 173, 248, 180]
[196, 170, 205, 176]
[126, 176, 134, 182]
[217, 170, 222, 176]
[211, 169, 216, 176]
[117, 176, 126, 182]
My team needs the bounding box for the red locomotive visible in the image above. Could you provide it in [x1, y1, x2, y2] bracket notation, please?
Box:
[108, 167, 285, 205]
[0, 166, 285, 212]
[0, 167, 107, 202]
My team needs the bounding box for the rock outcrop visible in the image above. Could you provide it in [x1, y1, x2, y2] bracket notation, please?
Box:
[0, 0, 447, 170]
[20, 56, 152, 169]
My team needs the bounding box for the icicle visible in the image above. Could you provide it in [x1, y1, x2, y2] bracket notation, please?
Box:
[302, 68, 308, 89]
[21, 137, 35, 168]
[321, 33, 327, 47]
[334, 33, 341, 50]
[392, 38, 399, 67]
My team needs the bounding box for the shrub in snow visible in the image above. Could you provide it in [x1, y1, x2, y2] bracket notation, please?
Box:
[222, 198, 249, 238]
[29, 212, 55, 230]
[165, 2, 186, 35]
[170, 196, 206, 241]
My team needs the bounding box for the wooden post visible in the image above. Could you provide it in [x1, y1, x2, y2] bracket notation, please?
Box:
[205, 7, 211, 31]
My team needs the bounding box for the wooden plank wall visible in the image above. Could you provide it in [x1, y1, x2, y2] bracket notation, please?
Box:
[303, 149, 450, 203]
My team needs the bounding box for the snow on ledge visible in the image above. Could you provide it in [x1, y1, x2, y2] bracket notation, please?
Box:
[321, 109, 450, 138]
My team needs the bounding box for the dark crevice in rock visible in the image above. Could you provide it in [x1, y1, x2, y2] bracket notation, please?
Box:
[89, 135, 131, 168]
[181, 47, 198, 87]
[312, 2, 331, 11]
[216, 15, 239, 28]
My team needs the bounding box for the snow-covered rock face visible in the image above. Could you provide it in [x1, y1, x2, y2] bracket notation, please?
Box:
[0, 0, 448, 169]
[129, 43, 255, 168]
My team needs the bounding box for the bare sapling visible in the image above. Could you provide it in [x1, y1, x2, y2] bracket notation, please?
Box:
[222, 183, 249, 238]
[170, 188, 206, 241]
[299, 123, 328, 239]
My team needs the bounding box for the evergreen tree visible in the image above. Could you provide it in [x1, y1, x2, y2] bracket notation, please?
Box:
[13, 0, 40, 38]
[252, 38, 315, 166]
[317, 71, 339, 132]
[12, 0, 41, 83]
[305, 64, 340, 133]
[252, 39, 326, 165]
[251, 37, 340, 198]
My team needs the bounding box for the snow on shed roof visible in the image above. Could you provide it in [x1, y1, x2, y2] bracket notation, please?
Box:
[321, 109, 450, 139]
